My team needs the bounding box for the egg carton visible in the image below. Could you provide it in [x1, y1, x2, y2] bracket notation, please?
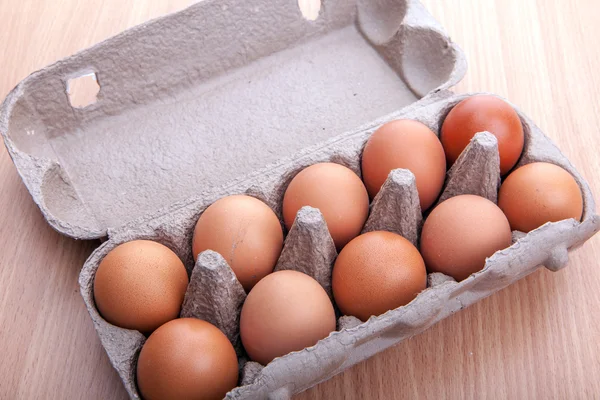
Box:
[2, 0, 599, 399]
[78, 90, 599, 399]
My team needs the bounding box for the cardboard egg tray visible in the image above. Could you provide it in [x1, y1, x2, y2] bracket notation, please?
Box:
[1, 0, 598, 399]
[78, 90, 600, 399]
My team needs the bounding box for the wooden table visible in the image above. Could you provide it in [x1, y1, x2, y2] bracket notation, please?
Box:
[1, 0, 599, 398]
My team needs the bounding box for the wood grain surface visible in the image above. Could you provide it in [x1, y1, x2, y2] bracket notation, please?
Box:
[1, 0, 599, 399]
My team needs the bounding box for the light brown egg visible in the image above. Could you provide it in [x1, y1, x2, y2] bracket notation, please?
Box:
[282, 162, 369, 250]
[420, 195, 512, 281]
[361, 119, 446, 211]
[441, 95, 524, 175]
[498, 162, 583, 232]
[332, 231, 427, 321]
[240, 270, 336, 365]
[93, 240, 188, 334]
[192, 195, 284, 292]
[136, 318, 239, 400]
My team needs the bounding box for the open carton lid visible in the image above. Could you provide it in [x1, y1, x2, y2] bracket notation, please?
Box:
[0, 0, 466, 240]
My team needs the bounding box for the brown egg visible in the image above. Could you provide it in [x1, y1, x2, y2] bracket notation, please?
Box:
[361, 119, 446, 211]
[498, 162, 583, 232]
[240, 270, 336, 365]
[93, 240, 188, 334]
[137, 318, 239, 400]
[420, 195, 512, 281]
[193, 195, 283, 292]
[332, 231, 427, 321]
[441, 95, 524, 175]
[282, 163, 369, 250]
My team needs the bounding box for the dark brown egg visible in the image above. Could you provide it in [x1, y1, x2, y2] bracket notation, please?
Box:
[137, 318, 239, 400]
[93, 240, 188, 334]
[332, 231, 427, 321]
[441, 95, 524, 175]
[420, 195, 512, 281]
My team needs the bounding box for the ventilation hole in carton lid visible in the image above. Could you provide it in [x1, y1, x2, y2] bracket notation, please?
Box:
[67, 72, 100, 109]
[298, 0, 320, 21]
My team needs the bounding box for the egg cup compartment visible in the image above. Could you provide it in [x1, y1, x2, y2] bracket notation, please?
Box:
[436, 131, 501, 205]
[78, 90, 600, 399]
[362, 168, 422, 246]
[180, 250, 247, 355]
[274, 206, 337, 298]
